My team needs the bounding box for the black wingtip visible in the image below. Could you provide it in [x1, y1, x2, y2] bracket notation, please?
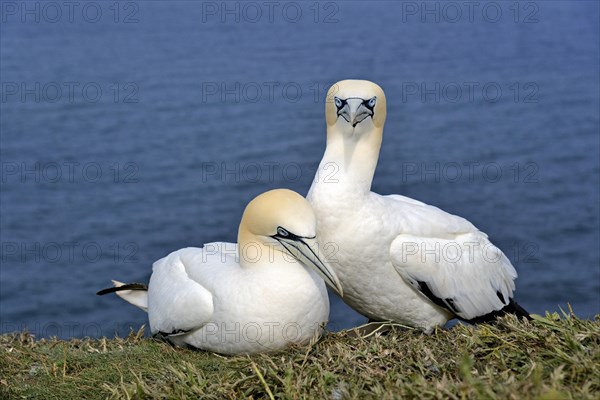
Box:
[465, 299, 532, 324]
[96, 283, 148, 296]
[507, 299, 533, 321]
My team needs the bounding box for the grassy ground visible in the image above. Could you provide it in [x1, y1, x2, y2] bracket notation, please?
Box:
[1, 312, 598, 399]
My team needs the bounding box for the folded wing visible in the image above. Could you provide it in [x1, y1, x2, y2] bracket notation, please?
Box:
[147, 246, 219, 336]
[386, 196, 518, 321]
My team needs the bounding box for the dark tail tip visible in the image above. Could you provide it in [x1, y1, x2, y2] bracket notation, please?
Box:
[465, 298, 531, 324]
[505, 299, 532, 321]
[96, 283, 148, 296]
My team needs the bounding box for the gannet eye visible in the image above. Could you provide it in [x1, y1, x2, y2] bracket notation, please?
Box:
[334, 97, 343, 109]
[277, 227, 289, 237]
[367, 97, 377, 108]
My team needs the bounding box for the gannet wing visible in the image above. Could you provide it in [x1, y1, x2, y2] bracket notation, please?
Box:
[389, 230, 518, 322]
[147, 246, 217, 336]
[384, 194, 477, 236]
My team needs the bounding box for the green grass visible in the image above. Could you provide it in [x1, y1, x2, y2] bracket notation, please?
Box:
[1, 312, 598, 399]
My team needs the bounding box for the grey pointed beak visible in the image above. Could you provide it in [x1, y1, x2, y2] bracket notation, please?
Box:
[277, 236, 343, 296]
[346, 98, 370, 127]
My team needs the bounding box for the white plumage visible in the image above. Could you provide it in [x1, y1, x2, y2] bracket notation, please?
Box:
[99, 189, 343, 354]
[308, 80, 528, 332]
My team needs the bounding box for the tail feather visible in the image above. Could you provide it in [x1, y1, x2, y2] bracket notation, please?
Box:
[465, 299, 531, 325]
[96, 280, 148, 295]
[97, 280, 149, 312]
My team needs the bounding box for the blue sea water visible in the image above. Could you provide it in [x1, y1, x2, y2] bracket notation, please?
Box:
[1, 1, 598, 338]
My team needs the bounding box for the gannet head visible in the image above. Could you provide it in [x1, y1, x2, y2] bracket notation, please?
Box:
[238, 189, 343, 295]
[326, 80, 387, 137]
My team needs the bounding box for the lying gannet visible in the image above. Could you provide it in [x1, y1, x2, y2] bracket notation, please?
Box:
[307, 80, 529, 332]
[98, 189, 343, 354]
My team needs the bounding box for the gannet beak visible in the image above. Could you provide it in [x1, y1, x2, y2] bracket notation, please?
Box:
[346, 98, 364, 127]
[275, 235, 344, 296]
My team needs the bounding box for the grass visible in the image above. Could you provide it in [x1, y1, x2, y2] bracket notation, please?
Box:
[1, 311, 598, 399]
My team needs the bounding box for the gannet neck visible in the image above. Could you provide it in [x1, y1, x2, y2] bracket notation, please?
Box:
[318, 124, 383, 194]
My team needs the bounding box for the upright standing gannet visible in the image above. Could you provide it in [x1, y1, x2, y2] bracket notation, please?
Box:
[98, 189, 343, 354]
[307, 80, 529, 332]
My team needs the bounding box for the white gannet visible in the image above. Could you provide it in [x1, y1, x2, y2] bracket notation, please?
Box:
[98, 189, 343, 354]
[307, 80, 529, 332]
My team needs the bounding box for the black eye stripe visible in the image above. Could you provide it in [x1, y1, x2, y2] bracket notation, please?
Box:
[364, 97, 376, 110]
[273, 226, 304, 242]
[334, 97, 346, 110]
